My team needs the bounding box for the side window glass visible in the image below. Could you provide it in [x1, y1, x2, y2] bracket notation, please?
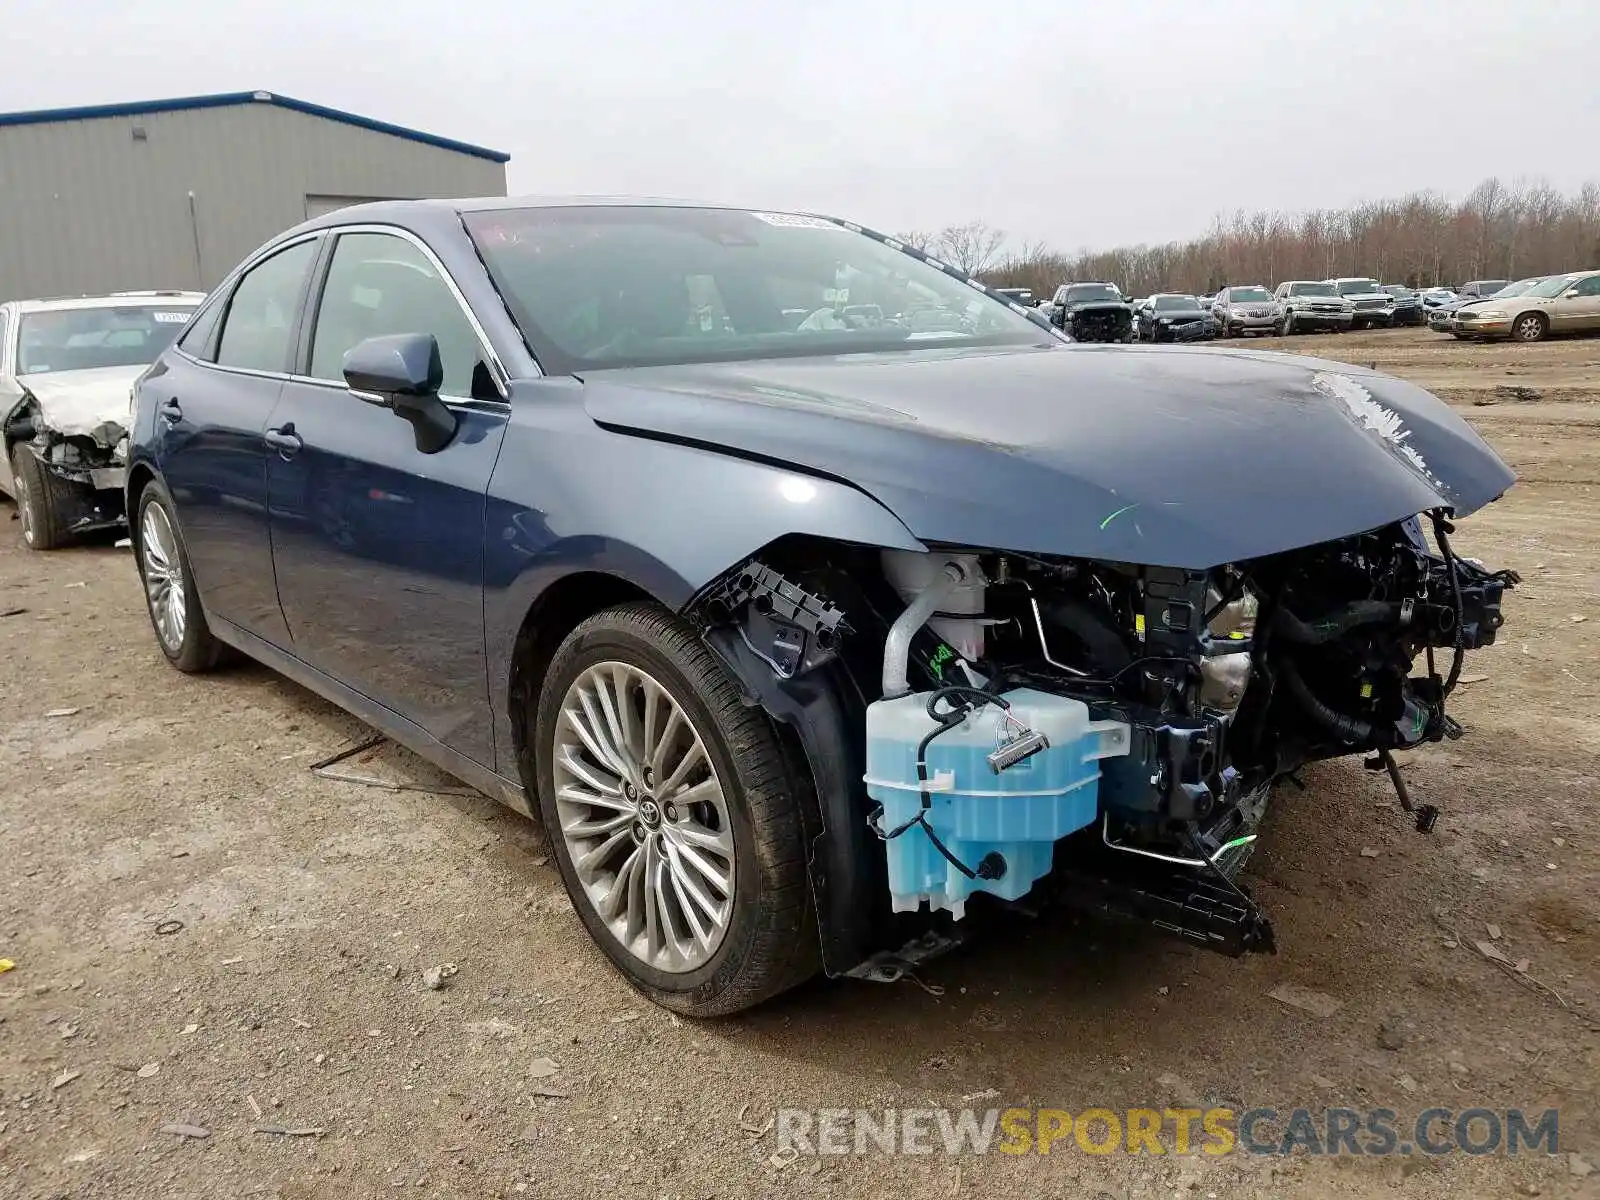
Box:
[177, 293, 226, 362]
[309, 232, 488, 398]
[1571, 276, 1600, 298]
[216, 240, 318, 373]
[0, 313, 9, 372]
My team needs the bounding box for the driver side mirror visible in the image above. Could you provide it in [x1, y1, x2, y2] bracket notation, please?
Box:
[1564, 288, 1581, 299]
[342, 333, 458, 454]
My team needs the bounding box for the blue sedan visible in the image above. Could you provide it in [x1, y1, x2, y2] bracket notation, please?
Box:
[126, 198, 1517, 1014]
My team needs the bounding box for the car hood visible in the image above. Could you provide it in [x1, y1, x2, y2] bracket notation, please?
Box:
[13, 365, 141, 441]
[581, 344, 1514, 569]
[1150, 308, 1207, 318]
[1341, 291, 1393, 303]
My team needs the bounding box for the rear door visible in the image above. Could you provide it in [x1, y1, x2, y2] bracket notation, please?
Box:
[264, 226, 510, 767]
[150, 236, 322, 645]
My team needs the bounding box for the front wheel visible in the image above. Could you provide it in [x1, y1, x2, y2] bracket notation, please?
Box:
[1280, 312, 1295, 336]
[1512, 312, 1548, 343]
[9, 443, 74, 550]
[534, 602, 817, 1016]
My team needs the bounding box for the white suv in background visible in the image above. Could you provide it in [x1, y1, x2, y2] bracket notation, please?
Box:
[1274, 281, 1356, 334]
[1326, 278, 1395, 329]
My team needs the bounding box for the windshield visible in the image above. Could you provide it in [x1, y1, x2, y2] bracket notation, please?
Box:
[1065, 284, 1122, 304]
[1382, 285, 1414, 297]
[462, 207, 1047, 373]
[1227, 286, 1273, 302]
[1289, 283, 1337, 297]
[17, 305, 196, 375]
[1484, 279, 1535, 299]
[1335, 279, 1382, 295]
[1526, 274, 1579, 299]
[1154, 295, 1197, 311]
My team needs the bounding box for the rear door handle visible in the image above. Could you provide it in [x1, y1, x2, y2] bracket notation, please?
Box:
[263, 425, 303, 458]
[158, 398, 183, 424]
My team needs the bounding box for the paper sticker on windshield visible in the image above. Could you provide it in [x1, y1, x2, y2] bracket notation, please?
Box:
[748, 212, 843, 231]
[152, 311, 192, 324]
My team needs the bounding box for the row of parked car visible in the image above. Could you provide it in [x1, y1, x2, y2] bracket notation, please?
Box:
[1010, 272, 1600, 345]
[1024, 277, 1431, 343]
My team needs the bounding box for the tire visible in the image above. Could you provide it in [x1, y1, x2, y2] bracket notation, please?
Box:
[1280, 312, 1295, 336]
[533, 602, 817, 1016]
[1512, 312, 1548, 343]
[133, 480, 229, 672]
[9, 443, 75, 551]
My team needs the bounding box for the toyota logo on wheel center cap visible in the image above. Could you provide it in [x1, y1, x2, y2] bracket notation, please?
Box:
[637, 798, 662, 827]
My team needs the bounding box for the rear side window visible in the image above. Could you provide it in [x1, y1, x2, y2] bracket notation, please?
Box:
[216, 240, 319, 373]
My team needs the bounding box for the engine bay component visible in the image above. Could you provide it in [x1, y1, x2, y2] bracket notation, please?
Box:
[694, 507, 1516, 978]
[865, 682, 1128, 917]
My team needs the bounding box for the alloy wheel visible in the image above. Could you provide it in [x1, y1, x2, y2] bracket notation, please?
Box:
[551, 661, 735, 973]
[14, 469, 33, 546]
[1514, 314, 1545, 343]
[140, 502, 188, 653]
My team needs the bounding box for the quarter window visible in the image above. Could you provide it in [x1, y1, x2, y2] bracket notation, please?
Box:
[177, 292, 226, 362]
[215, 240, 318, 373]
[308, 232, 490, 398]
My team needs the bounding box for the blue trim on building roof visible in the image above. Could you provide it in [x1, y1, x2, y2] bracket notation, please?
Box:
[0, 90, 510, 163]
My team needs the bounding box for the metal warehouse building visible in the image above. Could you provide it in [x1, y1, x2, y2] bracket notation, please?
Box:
[0, 90, 508, 300]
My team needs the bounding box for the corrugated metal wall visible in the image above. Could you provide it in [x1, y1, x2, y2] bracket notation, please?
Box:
[0, 102, 507, 299]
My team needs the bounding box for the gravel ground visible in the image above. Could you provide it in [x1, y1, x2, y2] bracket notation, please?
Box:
[2, 328, 1598, 1199]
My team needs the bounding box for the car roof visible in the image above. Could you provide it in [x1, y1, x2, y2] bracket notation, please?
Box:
[295, 194, 755, 230]
[7, 291, 205, 314]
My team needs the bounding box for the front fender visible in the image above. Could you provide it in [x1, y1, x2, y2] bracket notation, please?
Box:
[481, 379, 925, 773]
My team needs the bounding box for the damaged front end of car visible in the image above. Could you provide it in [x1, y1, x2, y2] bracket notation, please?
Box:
[4, 386, 133, 537]
[688, 517, 1515, 978]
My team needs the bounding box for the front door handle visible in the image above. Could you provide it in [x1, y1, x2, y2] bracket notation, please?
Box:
[158, 397, 183, 424]
[263, 425, 303, 458]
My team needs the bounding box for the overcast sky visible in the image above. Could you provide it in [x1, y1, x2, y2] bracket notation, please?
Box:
[5, 1, 1595, 252]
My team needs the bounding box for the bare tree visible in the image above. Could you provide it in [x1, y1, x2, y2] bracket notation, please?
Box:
[893, 229, 936, 252]
[931, 221, 1007, 275]
[966, 176, 1600, 296]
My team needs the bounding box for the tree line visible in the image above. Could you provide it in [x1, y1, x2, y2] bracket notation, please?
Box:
[902, 177, 1600, 298]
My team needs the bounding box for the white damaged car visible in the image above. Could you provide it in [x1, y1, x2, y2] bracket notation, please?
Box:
[1, 292, 201, 548]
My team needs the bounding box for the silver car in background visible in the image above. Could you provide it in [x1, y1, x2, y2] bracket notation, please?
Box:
[0, 291, 201, 548]
[1210, 285, 1284, 337]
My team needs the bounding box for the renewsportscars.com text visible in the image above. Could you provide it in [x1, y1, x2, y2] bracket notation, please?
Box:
[775, 1106, 1559, 1158]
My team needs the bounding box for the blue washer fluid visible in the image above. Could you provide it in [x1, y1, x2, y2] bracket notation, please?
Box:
[864, 688, 1130, 919]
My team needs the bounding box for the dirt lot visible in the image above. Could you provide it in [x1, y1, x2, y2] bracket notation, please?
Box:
[3, 328, 1598, 1199]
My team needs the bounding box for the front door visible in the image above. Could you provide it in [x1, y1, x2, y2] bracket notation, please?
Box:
[264, 228, 510, 767]
[1553, 274, 1600, 331]
[152, 237, 322, 645]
